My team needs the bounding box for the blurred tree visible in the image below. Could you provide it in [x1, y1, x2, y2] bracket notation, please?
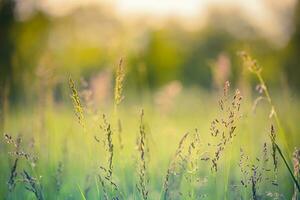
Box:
[0, 0, 15, 131]
[283, 0, 300, 91]
[142, 27, 187, 88]
[12, 12, 50, 102]
[182, 29, 233, 88]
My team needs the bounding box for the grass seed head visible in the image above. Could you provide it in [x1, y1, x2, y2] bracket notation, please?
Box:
[69, 76, 85, 129]
[238, 51, 262, 74]
[137, 109, 149, 200]
[114, 58, 125, 108]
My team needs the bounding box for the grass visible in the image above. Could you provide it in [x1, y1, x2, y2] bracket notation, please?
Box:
[239, 51, 291, 155]
[1, 53, 300, 199]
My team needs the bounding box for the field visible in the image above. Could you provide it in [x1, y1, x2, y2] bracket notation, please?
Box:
[1, 54, 299, 200]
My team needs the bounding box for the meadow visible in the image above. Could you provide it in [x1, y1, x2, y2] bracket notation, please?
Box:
[1, 53, 300, 200]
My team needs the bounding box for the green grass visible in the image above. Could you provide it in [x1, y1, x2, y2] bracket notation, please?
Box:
[1, 53, 300, 199]
[1, 87, 299, 199]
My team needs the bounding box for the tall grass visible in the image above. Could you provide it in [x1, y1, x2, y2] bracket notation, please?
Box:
[239, 51, 291, 154]
[114, 58, 125, 149]
[1, 52, 299, 199]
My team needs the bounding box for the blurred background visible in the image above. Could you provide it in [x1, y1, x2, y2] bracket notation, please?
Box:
[1, 1, 300, 199]
[0, 0, 300, 127]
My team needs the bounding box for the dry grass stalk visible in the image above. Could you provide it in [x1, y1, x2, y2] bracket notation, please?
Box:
[69, 76, 85, 130]
[136, 109, 149, 200]
[114, 58, 125, 149]
[99, 114, 114, 179]
[210, 81, 242, 171]
[238, 51, 261, 74]
[238, 51, 290, 154]
[114, 58, 125, 109]
[95, 114, 123, 199]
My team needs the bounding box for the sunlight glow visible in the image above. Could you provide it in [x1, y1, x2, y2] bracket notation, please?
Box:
[16, 0, 297, 46]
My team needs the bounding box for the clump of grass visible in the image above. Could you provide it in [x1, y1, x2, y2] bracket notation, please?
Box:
[239, 141, 283, 200]
[136, 109, 149, 200]
[162, 83, 242, 199]
[238, 125, 299, 199]
[3, 55, 300, 199]
[69, 76, 85, 130]
[210, 81, 242, 171]
[5, 134, 38, 191]
[239, 146, 273, 200]
[4, 133, 43, 200]
[162, 129, 204, 200]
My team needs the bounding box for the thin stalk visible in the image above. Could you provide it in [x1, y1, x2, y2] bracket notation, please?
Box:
[77, 184, 88, 200]
[114, 58, 125, 149]
[255, 71, 291, 155]
[274, 143, 300, 192]
[224, 149, 232, 200]
[239, 52, 291, 155]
